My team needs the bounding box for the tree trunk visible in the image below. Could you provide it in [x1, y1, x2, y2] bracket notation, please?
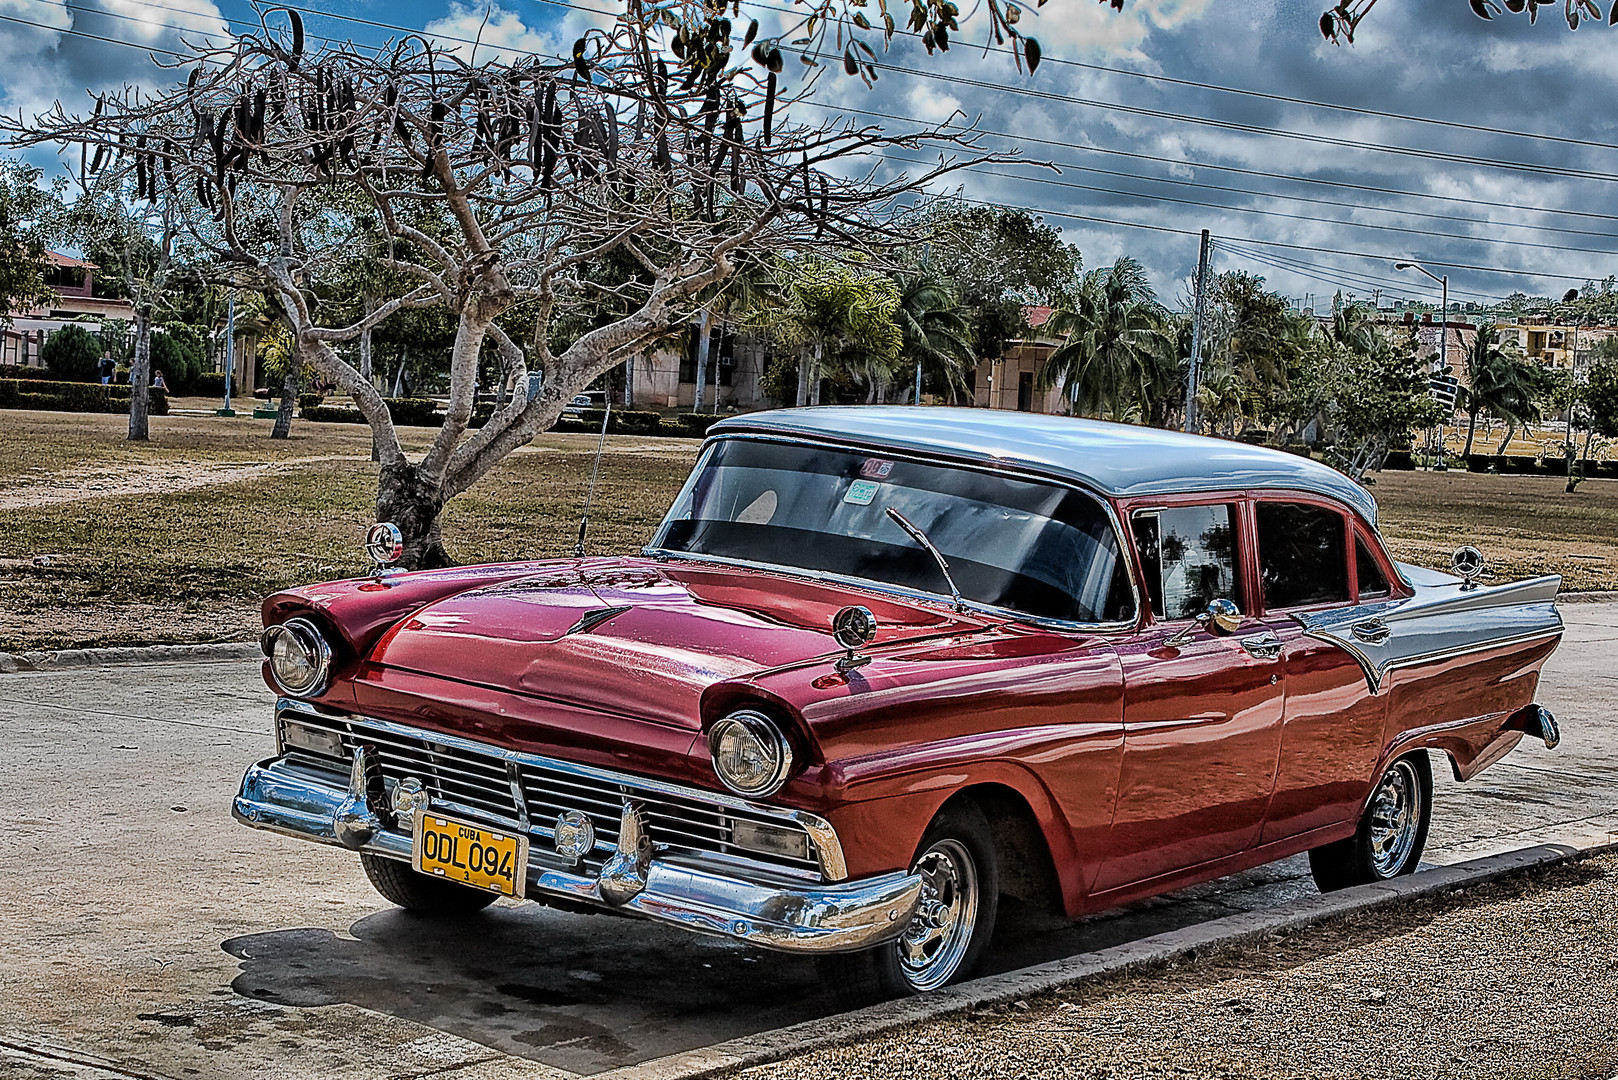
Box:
[1497, 421, 1516, 455]
[271, 373, 297, 440]
[359, 325, 373, 386]
[1462, 406, 1480, 457]
[377, 460, 452, 570]
[128, 310, 152, 442]
[692, 311, 712, 412]
[810, 343, 823, 405]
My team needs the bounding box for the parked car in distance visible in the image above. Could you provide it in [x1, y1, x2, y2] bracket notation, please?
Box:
[235, 407, 1564, 996]
[561, 390, 609, 418]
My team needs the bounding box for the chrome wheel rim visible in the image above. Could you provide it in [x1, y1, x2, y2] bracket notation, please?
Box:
[896, 838, 979, 992]
[1368, 759, 1422, 877]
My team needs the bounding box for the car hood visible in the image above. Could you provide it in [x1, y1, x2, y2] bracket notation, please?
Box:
[369, 557, 996, 731]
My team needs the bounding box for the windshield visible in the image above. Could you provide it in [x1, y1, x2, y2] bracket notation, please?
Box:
[649, 438, 1135, 624]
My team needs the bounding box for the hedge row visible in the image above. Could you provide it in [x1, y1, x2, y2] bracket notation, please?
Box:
[0, 363, 77, 382]
[192, 372, 237, 397]
[1464, 454, 1618, 478]
[298, 397, 445, 427]
[0, 378, 169, 415]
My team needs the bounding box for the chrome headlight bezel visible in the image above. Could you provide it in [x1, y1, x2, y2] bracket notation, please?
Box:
[707, 709, 795, 799]
[261, 617, 333, 698]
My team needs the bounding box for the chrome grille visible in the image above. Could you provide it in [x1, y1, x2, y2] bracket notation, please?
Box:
[276, 707, 823, 879]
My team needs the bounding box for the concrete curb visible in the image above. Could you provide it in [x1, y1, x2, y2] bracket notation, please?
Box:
[600, 835, 1618, 1080]
[0, 641, 260, 674]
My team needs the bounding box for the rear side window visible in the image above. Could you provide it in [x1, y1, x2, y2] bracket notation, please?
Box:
[1356, 535, 1391, 598]
[1255, 502, 1349, 609]
[1132, 504, 1239, 621]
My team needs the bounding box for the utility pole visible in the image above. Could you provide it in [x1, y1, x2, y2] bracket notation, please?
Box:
[217, 292, 236, 418]
[1184, 229, 1211, 434]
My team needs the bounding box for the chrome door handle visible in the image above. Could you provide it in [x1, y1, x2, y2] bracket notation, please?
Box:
[1240, 633, 1283, 660]
[1351, 618, 1392, 645]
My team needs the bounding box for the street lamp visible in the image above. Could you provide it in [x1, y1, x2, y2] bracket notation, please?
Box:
[1396, 261, 1450, 468]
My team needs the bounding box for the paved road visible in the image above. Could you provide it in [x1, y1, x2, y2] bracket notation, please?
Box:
[1, 604, 1615, 1080]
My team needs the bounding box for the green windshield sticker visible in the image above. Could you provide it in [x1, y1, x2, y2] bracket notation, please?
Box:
[844, 479, 879, 506]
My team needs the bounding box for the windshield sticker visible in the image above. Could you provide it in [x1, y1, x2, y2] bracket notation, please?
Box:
[860, 458, 895, 479]
[844, 480, 880, 506]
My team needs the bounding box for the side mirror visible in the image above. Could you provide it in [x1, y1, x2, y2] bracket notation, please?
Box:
[1164, 598, 1243, 647]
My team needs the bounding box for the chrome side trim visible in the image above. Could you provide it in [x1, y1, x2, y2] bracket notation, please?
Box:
[276, 700, 850, 882]
[645, 432, 1144, 635]
[233, 756, 920, 954]
[1295, 574, 1564, 694]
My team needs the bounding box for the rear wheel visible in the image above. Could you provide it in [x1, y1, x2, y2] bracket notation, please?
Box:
[820, 803, 999, 1001]
[360, 853, 499, 918]
[1309, 753, 1433, 892]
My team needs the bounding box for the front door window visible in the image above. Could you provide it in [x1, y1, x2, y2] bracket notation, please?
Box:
[1132, 504, 1239, 621]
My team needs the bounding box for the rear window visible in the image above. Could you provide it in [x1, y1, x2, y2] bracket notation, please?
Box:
[1255, 502, 1349, 610]
[1356, 536, 1390, 598]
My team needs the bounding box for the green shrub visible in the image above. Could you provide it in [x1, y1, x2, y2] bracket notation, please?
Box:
[300, 404, 365, 424]
[663, 413, 724, 438]
[0, 378, 167, 415]
[386, 397, 442, 427]
[297, 392, 325, 412]
[193, 372, 236, 397]
[158, 324, 207, 392]
[148, 333, 193, 393]
[574, 407, 668, 435]
[0, 363, 73, 381]
[40, 325, 103, 382]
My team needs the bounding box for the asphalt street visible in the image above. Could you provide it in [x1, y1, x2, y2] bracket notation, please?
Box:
[1, 602, 1614, 1080]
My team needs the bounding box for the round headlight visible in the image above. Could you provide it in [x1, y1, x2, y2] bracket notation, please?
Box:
[261, 617, 333, 697]
[708, 710, 794, 798]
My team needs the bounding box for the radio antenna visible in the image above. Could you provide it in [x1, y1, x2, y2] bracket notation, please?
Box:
[574, 400, 612, 558]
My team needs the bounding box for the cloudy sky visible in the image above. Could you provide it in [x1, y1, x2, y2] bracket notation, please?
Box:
[3, 0, 1616, 308]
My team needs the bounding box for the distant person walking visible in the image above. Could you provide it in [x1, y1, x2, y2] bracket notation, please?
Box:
[98, 350, 114, 385]
[152, 370, 168, 391]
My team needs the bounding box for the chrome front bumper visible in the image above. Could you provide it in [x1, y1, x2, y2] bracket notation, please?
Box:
[233, 755, 922, 954]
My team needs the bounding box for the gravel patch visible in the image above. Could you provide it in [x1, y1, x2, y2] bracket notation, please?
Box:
[732, 854, 1618, 1080]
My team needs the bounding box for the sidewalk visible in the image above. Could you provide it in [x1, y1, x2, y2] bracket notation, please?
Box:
[730, 851, 1618, 1080]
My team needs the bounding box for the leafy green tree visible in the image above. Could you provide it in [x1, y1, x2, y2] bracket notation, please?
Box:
[1321, 326, 1442, 479]
[148, 333, 195, 393]
[0, 159, 60, 327]
[1581, 353, 1618, 443]
[918, 202, 1081, 365]
[1040, 257, 1179, 423]
[891, 268, 974, 402]
[750, 259, 902, 406]
[40, 323, 102, 381]
[1458, 325, 1543, 457]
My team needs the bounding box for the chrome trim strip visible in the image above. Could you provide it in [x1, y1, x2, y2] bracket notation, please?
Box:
[643, 432, 1144, 635]
[276, 700, 849, 882]
[234, 755, 919, 954]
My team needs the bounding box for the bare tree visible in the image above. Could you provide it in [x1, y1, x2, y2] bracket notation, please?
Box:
[8, 5, 997, 567]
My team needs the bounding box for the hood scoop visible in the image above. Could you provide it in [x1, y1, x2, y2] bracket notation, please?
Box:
[564, 605, 633, 636]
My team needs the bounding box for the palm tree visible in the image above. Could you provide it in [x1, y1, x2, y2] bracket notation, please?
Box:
[747, 259, 902, 406]
[1040, 257, 1177, 421]
[1460, 326, 1543, 456]
[891, 269, 974, 403]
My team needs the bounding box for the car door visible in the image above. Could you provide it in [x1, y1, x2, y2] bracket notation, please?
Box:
[1093, 500, 1285, 895]
[1251, 499, 1389, 846]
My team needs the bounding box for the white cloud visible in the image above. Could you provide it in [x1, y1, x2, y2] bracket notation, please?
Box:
[423, 4, 563, 65]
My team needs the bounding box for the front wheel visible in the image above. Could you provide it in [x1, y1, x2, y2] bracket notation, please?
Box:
[360, 852, 499, 918]
[820, 803, 999, 1001]
[1309, 752, 1433, 892]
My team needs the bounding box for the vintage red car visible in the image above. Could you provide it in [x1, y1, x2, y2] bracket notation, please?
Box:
[234, 407, 1564, 994]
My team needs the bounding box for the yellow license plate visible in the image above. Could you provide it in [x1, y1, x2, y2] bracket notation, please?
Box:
[412, 813, 528, 898]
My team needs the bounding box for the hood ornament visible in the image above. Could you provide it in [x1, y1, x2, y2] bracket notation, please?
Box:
[832, 605, 878, 672]
[564, 605, 632, 636]
[1450, 546, 1485, 592]
[365, 522, 405, 578]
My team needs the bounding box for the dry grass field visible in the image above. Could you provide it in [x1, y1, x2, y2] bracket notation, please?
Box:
[0, 408, 1611, 651]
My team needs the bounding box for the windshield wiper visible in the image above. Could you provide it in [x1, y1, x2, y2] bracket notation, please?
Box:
[885, 507, 965, 613]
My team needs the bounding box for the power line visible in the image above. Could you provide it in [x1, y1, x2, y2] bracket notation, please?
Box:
[873, 151, 1618, 260]
[815, 101, 1618, 228]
